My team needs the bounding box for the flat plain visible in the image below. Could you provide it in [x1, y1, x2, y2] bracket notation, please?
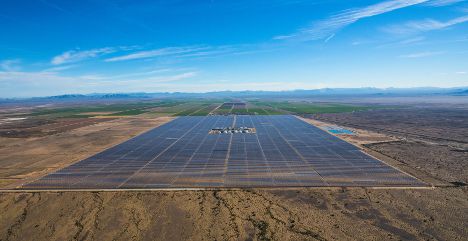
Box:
[22, 115, 424, 189]
[0, 98, 466, 240]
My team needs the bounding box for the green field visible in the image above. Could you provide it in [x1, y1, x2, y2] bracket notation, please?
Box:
[251, 101, 376, 114]
[29, 101, 183, 118]
[171, 101, 222, 116]
[107, 109, 148, 116]
[209, 101, 373, 116]
[25, 99, 379, 119]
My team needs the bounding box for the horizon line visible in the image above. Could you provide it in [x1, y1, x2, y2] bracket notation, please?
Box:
[3, 86, 468, 99]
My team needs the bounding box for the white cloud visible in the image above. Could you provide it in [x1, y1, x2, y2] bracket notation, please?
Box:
[51, 47, 116, 65]
[400, 51, 445, 58]
[324, 34, 335, 43]
[455, 71, 466, 74]
[0, 70, 86, 82]
[98, 68, 175, 80]
[384, 15, 468, 34]
[425, 0, 466, 6]
[105, 46, 209, 62]
[376, 36, 426, 48]
[51, 45, 141, 65]
[274, 0, 429, 41]
[42, 65, 77, 72]
[61, 71, 199, 92]
[175, 47, 237, 58]
[104, 45, 240, 62]
[0, 69, 197, 97]
[399, 36, 426, 44]
[0, 63, 196, 85]
[0, 59, 21, 71]
[112, 72, 198, 84]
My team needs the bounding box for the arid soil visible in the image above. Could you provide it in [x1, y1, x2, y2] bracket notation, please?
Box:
[0, 116, 173, 188]
[312, 107, 468, 145]
[312, 107, 468, 186]
[0, 106, 467, 240]
[0, 118, 114, 138]
[300, 117, 397, 145]
[0, 187, 466, 241]
[367, 140, 467, 184]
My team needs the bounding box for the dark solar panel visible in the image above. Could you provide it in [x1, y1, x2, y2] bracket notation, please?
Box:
[21, 115, 426, 189]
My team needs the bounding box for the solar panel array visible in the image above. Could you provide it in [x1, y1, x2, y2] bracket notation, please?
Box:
[22, 115, 425, 189]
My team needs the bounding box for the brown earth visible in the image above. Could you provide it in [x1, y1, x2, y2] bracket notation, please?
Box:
[0, 106, 467, 240]
[0, 187, 466, 241]
[0, 116, 174, 188]
[310, 107, 468, 185]
[0, 118, 115, 138]
[311, 107, 468, 145]
[366, 141, 468, 184]
[299, 117, 397, 145]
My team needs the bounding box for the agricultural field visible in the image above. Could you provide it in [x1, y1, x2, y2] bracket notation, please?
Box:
[28, 101, 179, 118]
[0, 99, 387, 138]
[212, 102, 271, 115]
[250, 101, 378, 115]
[0, 100, 222, 138]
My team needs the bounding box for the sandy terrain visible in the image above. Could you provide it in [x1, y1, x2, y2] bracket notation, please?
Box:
[0, 116, 174, 188]
[367, 141, 468, 184]
[312, 107, 468, 146]
[1, 187, 466, 241]
[0, 118, 115, 138]
[298, 117, 448, 186]
[311, 107, 468, 186]
[0, 106, 467, 240]
[299, 117, 397, 145]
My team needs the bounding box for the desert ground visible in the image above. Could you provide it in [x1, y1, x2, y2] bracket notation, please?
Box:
[0, 100, 466, 240]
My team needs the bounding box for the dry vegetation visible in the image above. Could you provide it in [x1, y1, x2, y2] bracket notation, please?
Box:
[1, 187, 466, 240]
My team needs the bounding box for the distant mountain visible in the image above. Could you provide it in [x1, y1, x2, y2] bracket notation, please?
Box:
[450, 89, 468, 96]
[1, 87, 467, 104]
[45, 94, 88, 99]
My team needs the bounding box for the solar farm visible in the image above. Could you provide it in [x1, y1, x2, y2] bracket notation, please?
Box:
[22, 115, 424, 189]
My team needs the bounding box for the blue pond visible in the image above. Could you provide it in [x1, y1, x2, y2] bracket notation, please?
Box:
[325, 126, 355, 135]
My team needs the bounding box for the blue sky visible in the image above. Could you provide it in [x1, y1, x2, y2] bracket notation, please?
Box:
[1, 0, 467, 97]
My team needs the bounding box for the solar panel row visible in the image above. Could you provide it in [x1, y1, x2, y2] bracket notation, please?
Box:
[22, 115, 425, 189]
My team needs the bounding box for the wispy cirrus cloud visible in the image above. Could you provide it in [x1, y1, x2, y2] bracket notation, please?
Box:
[376, 36, 426, 48]
[0, 70, 84, 83]
[51, 47, 117, 65]
[0, 69, 196, 86]
[99, 68, 175, 79]
[398, 36, 426, 44]
[42, 65, 78, 72]
[425, 0, 466, 6]
[0, 59, 21, 71]
[51, 45, 141, 65]
[109, 72, 198, 85]
[105, 46, 206, 62]
[274, 0, 429, 41]
[383, 15, 468, 34]
[400, 51, 445, 58]
[0, 69, 197, 97]
[104, 45, 238, 62]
